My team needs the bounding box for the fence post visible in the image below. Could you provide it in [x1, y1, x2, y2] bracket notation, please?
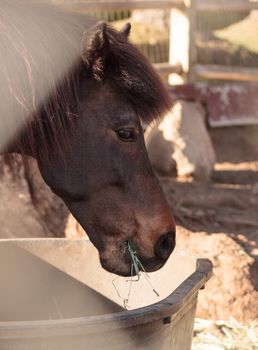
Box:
[188, 0, 197, 82]
[169, 0, 197, 84]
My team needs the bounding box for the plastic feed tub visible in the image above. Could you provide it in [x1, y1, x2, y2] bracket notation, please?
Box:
[0, 238, 212, 350]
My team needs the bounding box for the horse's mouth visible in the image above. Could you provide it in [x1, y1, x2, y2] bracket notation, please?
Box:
[99, 252, 166, 277]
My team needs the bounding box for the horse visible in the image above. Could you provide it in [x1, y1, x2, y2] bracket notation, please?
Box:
[2, 3, 176, 276]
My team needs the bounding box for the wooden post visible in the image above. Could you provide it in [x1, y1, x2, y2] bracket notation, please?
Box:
[188, 0, 197, 82]
[169, 5, 189, 84]
[169, 0, 196, 84]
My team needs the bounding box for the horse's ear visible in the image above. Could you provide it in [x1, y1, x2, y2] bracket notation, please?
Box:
[90, 22, 109, 52]
[120, 22, 131, 38]
[83, 22, 110, 79]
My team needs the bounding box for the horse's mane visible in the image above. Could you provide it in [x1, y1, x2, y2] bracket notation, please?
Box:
[4, 3, 171, 162]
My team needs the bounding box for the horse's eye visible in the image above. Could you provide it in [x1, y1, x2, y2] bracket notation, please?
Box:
[116, 129, 136, 142]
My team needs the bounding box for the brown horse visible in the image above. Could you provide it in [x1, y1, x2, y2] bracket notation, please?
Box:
[3, 11, 176, 276]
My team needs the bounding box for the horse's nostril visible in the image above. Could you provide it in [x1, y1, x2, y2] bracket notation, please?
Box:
[154, 231, 176, 260]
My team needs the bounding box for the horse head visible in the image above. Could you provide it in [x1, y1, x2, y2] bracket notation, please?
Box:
[8, 21, 176, 276]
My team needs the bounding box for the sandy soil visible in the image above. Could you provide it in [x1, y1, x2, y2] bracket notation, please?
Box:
[160, 126, 258, 322]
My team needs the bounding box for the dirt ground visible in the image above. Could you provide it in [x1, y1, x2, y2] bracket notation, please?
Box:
[0, 125, 257, 323]
[160, 125, 258, 322]
[0, 157, 68, 239]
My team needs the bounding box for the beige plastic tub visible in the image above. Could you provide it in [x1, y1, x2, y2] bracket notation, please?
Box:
[0, 238, 212, 350]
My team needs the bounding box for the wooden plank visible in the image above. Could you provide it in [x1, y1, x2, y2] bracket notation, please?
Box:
[170, 83, 258, 127]
[52, 0, 186, 11]
[196, 0, 258, 12]
[155, 63, 183, 83]
[195, 64, 258, 82]
[155, 62, 183, 75]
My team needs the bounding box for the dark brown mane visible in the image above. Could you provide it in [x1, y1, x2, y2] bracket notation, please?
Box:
[10, 21, 171, 162]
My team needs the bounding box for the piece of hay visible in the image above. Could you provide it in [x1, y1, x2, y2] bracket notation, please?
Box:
[113, 241, 159, 310]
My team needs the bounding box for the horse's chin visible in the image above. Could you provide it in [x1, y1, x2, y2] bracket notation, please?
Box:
[99, 256, 132, 277]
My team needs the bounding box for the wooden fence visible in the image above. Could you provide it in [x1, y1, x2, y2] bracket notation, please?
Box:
[51, 0, 258, 83]
[191, 0, 258, 83]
